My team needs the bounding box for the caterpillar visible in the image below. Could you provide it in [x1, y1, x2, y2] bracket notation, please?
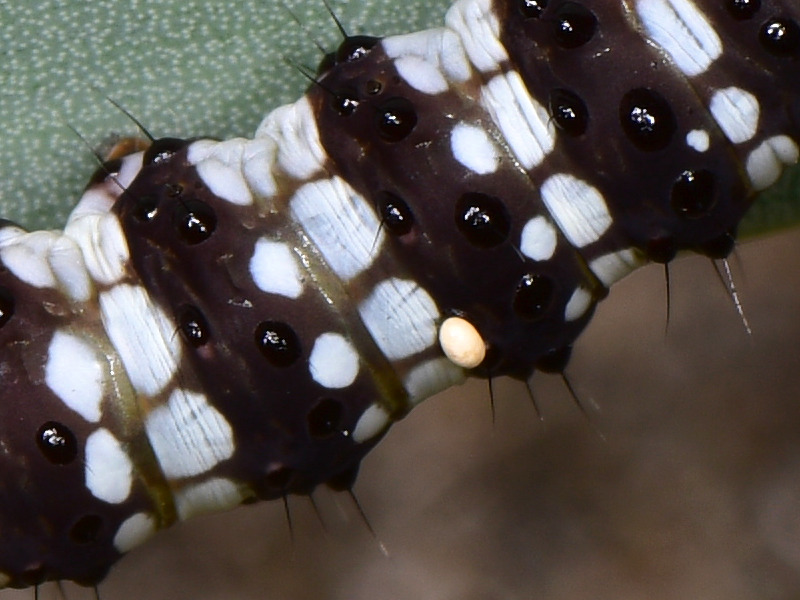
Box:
[1, 3, 790, 596]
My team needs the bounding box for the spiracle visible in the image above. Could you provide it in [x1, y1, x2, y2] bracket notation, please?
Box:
[2, 0, 800, 596]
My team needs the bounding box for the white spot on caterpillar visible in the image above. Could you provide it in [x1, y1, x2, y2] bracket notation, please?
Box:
[290, 176, 384, 281]
[382, 28, 472, 83]
[746, 135, 800, 191]
[0, 230, 59, 289]
[564, 287, 593, 322]
[113, 512, 156, 554]
[249, 238, 304, 299]
[65, 182, 133, 287]
[686, 129, 710, 152]
[451, 122, 500, 174]
[48, 234, 92, 303]
[85, 428, 133, 504]
[188, 139, 254, 206]
[99, 284, 181, 397]
[352, 403, 391, 443]
[445, 0, 508, 72]
[309, 333, 360, 389]
[403, 357, 466, 404]
[481, 71, 555, 170]
[589, 248, 643, 287]
[540, 174, 612, 248]
[520, 216, 558, 261]
[636, 0, 722, 77]
[45, 330, 105, 423]
[255, 96, 326, 181]
[709, 87, 760, 144]
[175, 477, 242, 521]
[438, 316, 486, 369]
[359, 278, 440, 361]
[145, 389, 235, 479]
[395, 55, 449, 94]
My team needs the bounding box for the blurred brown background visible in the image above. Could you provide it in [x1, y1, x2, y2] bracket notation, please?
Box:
[10, 228, 800, 600]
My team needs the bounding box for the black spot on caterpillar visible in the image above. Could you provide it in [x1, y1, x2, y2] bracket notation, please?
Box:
[4, 0, 796, 597]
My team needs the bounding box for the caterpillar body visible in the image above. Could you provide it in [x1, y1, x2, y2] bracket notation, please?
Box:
[1, 0, 800, 593]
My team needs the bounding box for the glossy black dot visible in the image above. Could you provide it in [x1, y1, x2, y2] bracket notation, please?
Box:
[326, 464, 360, 491]
[307, 398, 344, 438]
[518, 0, 548, 18]
[131, 196, 159, 222]
[178, 304, 210, 347]
[254, 321, 302, 367]
[536, 345, 573, 373]
[375, 97, 417, 142]
[549, 88, 589, 136]
[332, 92, 360, 116]
[726, 0, 760, 19]
[264, 465, 294, 489]
[455, 193, 511, 248]
[513, 273, 555, 320]
[336, 35, 380, 63]
[69, 515, 103, 544]
[377, 191, 415, 236]
[698, 230, 736, 259]
[553, 2, 597, 48]
[36, 421, 78, 465]
[0, 285, 14, 328]
[646, 235, 678, 264]
[760, 18, 800, 56]
[173, 198, 216, 244]
[143, 137, 188, 166]
[671, 169, 717, 219]
[620, 88, 677, 151]
[365, 79, 382, 95]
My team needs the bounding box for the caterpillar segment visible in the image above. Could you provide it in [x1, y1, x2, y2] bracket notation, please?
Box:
[0, 0, 798, 588]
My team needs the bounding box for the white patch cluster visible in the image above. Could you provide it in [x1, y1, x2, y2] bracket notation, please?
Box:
[445, 0, 508, 72]
[588, 248, 643, 287]
[382, 28, 472, 83]
[249, 237, 304, 299]
[175, 477, 242, 521]
[540, 174, 612, 248]
[308, 332, 360, 389]
[145, 389, 235, 479]
[686, 129, 710, 153]
[290, 177, 384, 281]
[451, 122, 500, 174]
[746, 135, 800, 191]
[520, 216, 558, 261]
[99, 283, 181, 397]
[481, 71, 556, 170]
[395, 55, 450, 95]
[255, 96, 326, 181]
[113, 512, 156, 553]
[45, 330, 105, 423]
[352, 403, 391, 443]
[635, 0, 723, 77]
[188, 139, 254, 206]
[403, 357, 466, 405]
[84, 428, 133, 504]
[0, 230, 61, 290]
[358, 278, 440, 361]
[709, 87, 760, 144]
[564, 287, 594, 322]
